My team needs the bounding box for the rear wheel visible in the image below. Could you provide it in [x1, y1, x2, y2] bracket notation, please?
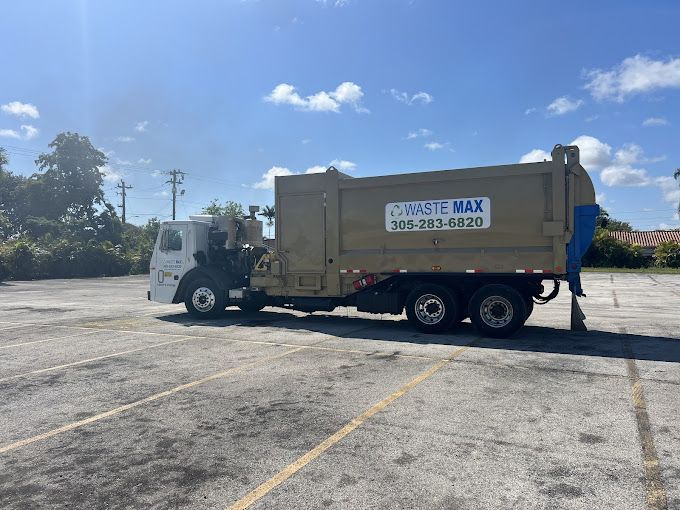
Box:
[185, 278, 225, 319]
[469, 284, 526, 338]
[405, 284, 458, 333]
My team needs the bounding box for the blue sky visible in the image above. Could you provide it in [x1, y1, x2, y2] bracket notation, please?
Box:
[2, 0, 679, 228]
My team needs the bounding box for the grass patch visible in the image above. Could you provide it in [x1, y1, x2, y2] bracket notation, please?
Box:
[582, 266, 680, 274]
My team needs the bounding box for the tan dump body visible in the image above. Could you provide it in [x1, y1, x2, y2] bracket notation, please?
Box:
[252, 145, 596, 298]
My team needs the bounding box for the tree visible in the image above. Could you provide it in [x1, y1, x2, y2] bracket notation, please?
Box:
[0, 147, 8, 170]
[259, 205, 275, 238]
[596, 207, 633, 232]
[201, 199, 244, 217]
[0, 149, 24, 239]
[34, 132, 108, 221]
[654, 241, 680, 268]
[582, 229, 645, 268]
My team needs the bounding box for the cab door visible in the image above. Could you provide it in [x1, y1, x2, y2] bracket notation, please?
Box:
[150, 224, 188, 303]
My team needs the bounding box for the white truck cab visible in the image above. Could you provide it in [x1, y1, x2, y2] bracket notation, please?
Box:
[149, 220, 210, 303]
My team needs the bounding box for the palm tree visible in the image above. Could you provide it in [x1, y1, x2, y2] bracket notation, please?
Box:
[259, 205, 275, 238]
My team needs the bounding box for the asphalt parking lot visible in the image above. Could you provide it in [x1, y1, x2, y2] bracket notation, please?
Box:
[1, 273, 679, 509]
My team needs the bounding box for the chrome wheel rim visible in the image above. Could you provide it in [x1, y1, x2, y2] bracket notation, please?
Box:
[480, 296, 513, 328]
[414, 294, 446, 325]
[192, 287, 215, 312]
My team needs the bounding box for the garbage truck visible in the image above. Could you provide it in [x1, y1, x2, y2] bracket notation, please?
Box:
[148, 144, 599, 338]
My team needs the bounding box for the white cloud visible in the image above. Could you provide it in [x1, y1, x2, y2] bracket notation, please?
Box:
[546, 96, 584, 116]
[100, 165, 123, 183]
[301, 138, 311, 144]
[584, 54, 680, 102]
[253, 159, 357, 188]
[316, 0, 350, 6]
[134, 120, 149, 132]
[520, 136, 612, 169]
[0, 124, 39, 140]
[115, 136, 135, 143]
[595, 192, 606, 204]
[253, 166, 295, 189]
[519, 149, 551, 163]
[598, 143, 670, 188]
[19, 124, 37, 139]
[600, 165, 650, 187]
[151, 169, 163, 178]
[613, 144, 643, 166]
[411, 91, 433, 104]
[389, 89, 434, 105]
[304, 165, 327, 174]
[264, 82, 368, 113]
[406, 128, 432, 139]
[570, 135, 612, 170]
[656, 176, 680, 209]
[138, 158, 152, 164]
[0, 128, 20, 139]
[424, 142, 444, 151]
[642, 117, 670, 127]
[1, 101, 39, 119]
[115, 158, 133, 166]
[524, 107, 536, 115]
[329, 159, 356, 171]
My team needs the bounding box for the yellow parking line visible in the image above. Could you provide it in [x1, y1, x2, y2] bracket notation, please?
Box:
[0, 336, 204, 383]
[0, 330, 97, 350]
[227, 344, 472, 510]
[0, 347, 303, 455]
[621, 338, 668, 510]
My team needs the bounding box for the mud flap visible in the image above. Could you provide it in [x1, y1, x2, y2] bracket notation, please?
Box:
[570, 294, 587, 331]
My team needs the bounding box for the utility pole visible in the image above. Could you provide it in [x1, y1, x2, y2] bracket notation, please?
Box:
[116, 180, 133, 224]
[165, 169, 185, 220]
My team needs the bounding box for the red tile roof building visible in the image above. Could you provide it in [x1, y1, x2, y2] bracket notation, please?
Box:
[608, 230, 680, 256]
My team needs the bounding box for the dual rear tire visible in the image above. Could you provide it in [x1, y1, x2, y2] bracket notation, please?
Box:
[405, 283, 527, 338]
[405, 284, 458, 334]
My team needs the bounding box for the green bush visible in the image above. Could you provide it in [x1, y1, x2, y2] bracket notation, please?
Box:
[0, 238, 132, 280]
[654, 241, 680, 268]
[582, 229, 646, 268]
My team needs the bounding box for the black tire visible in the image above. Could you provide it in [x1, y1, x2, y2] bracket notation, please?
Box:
[184, 278, 225, 319]
[405, 283, 458, 334]
[468, 284, 527, 338]
[524, 298, 534, 320]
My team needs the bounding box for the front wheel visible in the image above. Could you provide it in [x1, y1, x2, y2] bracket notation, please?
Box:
[405, 284, 458, 334]
[185, 278, 225, 319]
[468, 284, 526, 338]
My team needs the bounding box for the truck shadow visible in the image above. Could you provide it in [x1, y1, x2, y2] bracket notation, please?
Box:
[155, 309, 680, 364]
